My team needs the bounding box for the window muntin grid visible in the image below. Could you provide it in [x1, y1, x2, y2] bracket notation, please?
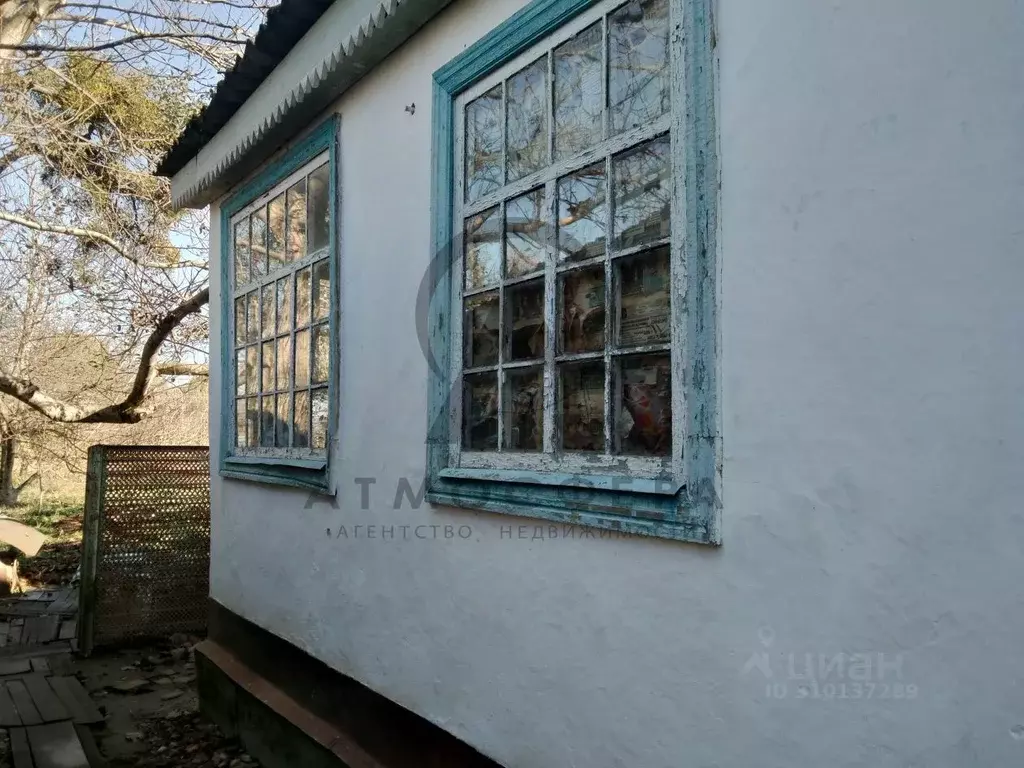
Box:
[451, 0, 679, 478]
[230, 154, 331, 457]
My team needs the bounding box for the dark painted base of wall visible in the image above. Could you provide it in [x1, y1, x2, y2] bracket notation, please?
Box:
[198, 600, 503, 768]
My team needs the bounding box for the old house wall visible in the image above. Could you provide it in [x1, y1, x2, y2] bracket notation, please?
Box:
[206, 0, 1024, 765]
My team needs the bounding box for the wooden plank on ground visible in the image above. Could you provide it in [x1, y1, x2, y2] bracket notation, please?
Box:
[23, 674, 69, 723]
[30, 657, 49, 674]
[9, 726, 33, 768]
[0, 679, 22, 726]
[26, 721, 91, 768]
[0, 603, 57, 618]
[46, 654, 73, 677]
[48, 677, 103, 726]
[6, 679, 42, 725]
[58, 621, 76, 642]
[46, 590, 78, 615]
[74, 723, 107, 768]
[0, 657, 32, 676]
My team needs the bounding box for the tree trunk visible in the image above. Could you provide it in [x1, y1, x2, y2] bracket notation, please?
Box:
[0, 424, 16, 507]
[0, 0, 64, 49]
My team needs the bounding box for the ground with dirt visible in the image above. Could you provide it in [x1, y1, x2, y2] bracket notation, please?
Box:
[80, 637, 260, 768]
[1, 498, 84, 588]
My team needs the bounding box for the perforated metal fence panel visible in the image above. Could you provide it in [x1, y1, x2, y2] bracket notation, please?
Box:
[79, 445, 210, 654]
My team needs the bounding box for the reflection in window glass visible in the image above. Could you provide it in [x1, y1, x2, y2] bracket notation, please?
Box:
[293, 391, 311, 448]
[308, 165, 330, 253]
[276, 278, 292, 334]
[464, 373, 498, 451]
[312, 259, 330, 322]
[260, 285, 275, 340]
[506, 58, 548, 182]
[505, 189, 545, 278]
[465, 86, 503, 203]
[295, 328, 310, 388]
[275, 393, 291, 448]
[617, 354, 671, 455]
[246, 397, 259, 448]
[312, 389, 329, 449]
[561, 362, 604, 452]
[233, 220, 249, 287]
[505, 280, 545, 362]
[235, 405, 246, 448]
[617, 247, 670, 347]
[245, 346, 258, 397]
[312, 323, 329, 385]
[464, 292, 499, 368]
[561, 266, 605, 353]
[251, 207, 268, 277]
[554, 22, 604, 160]
[609, 0, 670, 134]
[246, 292, 259, 343]
[261, 341, 275, 393]
[557, 163, 606, 262]
[235, 350, 246, 396]
[260, 397, 276, 448]
[268, 193, 286, 266]
[295, 267, 311, 327]
[505, 367, 543, 451]
[613, 136, 670, 249]
[465, 207, 501, 290]
[286, 178, 307, 263]
[276, 335, 292, 391]
[234, 299, 245, 345]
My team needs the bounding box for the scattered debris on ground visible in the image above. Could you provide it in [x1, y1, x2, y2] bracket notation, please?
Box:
[78, 636, 260, 768]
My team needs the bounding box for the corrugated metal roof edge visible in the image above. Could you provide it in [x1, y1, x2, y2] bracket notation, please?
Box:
[165, 0, 452, 208]
[157, 0, 336, 179]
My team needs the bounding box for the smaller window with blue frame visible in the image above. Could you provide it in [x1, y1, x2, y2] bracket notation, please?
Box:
[220, 118, 338, 493]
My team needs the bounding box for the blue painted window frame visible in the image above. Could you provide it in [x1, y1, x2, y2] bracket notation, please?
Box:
[425, 0, 720, 544]
[218, 116, 340, 494]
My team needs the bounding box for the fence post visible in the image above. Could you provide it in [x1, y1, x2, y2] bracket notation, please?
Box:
[78, 445, 106, 657]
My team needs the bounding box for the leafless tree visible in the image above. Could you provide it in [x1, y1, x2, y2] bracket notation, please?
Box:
[0, 0, 268, 502]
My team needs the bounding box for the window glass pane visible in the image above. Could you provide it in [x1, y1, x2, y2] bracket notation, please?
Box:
[246, 397, 259, 447]
[504, 367, 543, 451]
[463, 373, 498, 451]
[276, 278, 292, 334]
[268, 193, 286, 267]
[295, 267, 311, 327]
[505, 279, 545, 362]
[561, 362, 605, 451]
[262, 341, 276, 393]
[617, 247, 670, 346]
[235, 401, 246, 448]
[506, 57, 548, 182]
[250, 215, 266, 281]
[308, 165, 330, 253]
[505, 189, 545, 278]
[246, 291, 259, 342]
[293, 390, 311, 448]
[465, 85, 502, 203]
[235, 350, 246, 396]
[245, 346, 258, 396]
[276, 392, 292, 448]
[286, 178, 307, 262]
[260, 285, 275, 340]
[609, 0, 670, 134]
[276, 336, 292, 391]
[295, 328, 310, 388]
[260, 396, 276, 448]
[312, 388, 329, 450]
[233, 219, 249, 287]
[312, 259, 330, 322]
[613, 135, 670, 249]
[561, 265, 606, 353]
[463, 292, 499, 368]
[312, 323, 329, 385]
[465, 206, 501, 290]
[554, 22, 603, 160]
[251, 207, 268, 276]
[557, 163, 606, 262]
[617, 353, 671, 455]
[234, 298, 245, 345]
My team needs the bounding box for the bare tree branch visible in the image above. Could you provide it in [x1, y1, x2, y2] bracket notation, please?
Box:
[0, 286, 209, 423]
[155, 363, 208, 376]
[0, 29, 244, 53]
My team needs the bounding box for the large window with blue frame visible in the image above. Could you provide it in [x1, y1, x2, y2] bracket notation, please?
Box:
[427, 0, 720, 544]
[220, 118, 337, 492]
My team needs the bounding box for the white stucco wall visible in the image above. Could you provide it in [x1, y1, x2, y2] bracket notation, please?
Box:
[205, 0, 1024, 765]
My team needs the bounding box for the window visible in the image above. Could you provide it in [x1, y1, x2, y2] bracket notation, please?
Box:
[220, 118, 337, 492]
[427, 0, 720, 544]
